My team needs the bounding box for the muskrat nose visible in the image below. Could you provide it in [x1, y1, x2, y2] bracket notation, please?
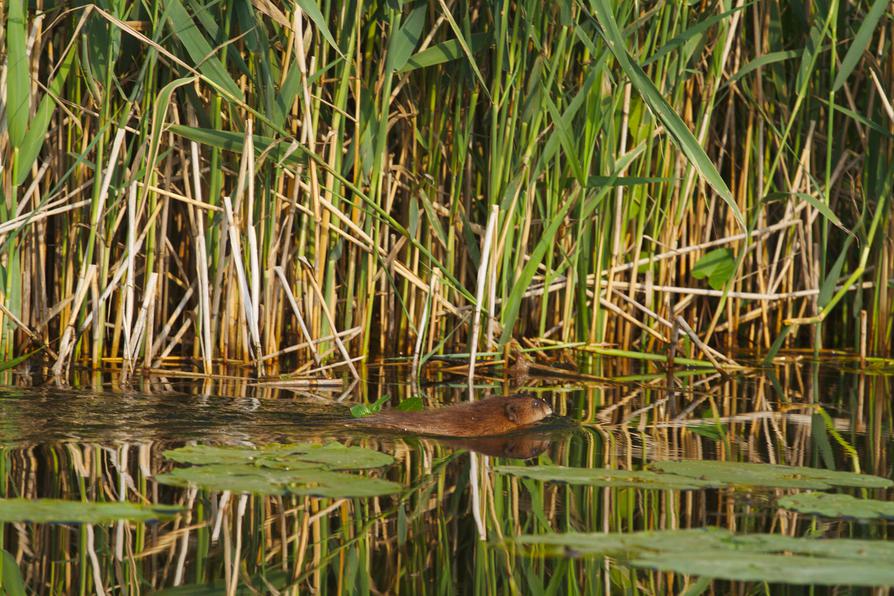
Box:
[541, 401, 553, 416]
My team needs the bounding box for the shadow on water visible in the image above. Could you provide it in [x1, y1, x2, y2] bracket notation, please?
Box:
[0, 359, 892, 593]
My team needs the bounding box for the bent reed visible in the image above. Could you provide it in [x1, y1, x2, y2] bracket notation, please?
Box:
[0, 0, 892, 377]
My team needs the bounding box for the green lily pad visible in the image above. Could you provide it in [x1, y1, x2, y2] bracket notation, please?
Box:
[496, 465, 719, 490]
[778, 492, 894, 519]
[159, 442, 399, 497]
[164, 442, 394, 470]
[649, 460, 893, 490]
[636, 551, 894, 586]
[0, 498, 182, 524]
[156, 464, 400, 497]
[513, 528, 894, 586]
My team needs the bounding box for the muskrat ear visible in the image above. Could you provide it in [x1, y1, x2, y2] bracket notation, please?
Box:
[504, 402, 521, 423]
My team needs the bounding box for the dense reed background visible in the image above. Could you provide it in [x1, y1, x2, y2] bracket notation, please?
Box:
[0, 0, 892, 376]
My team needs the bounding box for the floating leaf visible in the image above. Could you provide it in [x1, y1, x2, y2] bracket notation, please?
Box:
[778, 492, 894, 520]
[164, 442, 394, 470]
[0, 499, 182, 524]
[157, 464, 400, 497]
[691, 249, 736, 290]
[159, 442, 397, 496]
[496, 465, 719, 490]
[649, 460, 893, 490]
[513, 527, 894, 586]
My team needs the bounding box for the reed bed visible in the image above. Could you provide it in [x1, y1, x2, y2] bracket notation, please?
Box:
[0, 0, 892, 377]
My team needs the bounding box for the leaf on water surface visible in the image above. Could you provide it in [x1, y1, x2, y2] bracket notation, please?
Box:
[649, 460, 893, 490]
[636, 551, 894, 587]
[160, 442, 398, 496]
[164, 442, 394, 469]
[0, 498, 182, 524]
[496, 465, 719, 490]
[691, 249, 736, 290]
[286, 442, 395, 470]
[156, 464, 400, 497]
[778, 492, 894, 520]
[513, 527, 894, 586]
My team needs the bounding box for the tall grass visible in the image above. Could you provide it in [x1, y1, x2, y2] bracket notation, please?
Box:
[0, 0, 892, 376]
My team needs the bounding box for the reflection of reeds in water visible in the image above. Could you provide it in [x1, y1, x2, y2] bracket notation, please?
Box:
[0, 366, 890, 593]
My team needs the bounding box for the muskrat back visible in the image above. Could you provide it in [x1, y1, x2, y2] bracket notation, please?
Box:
[350, 396, 552, 438]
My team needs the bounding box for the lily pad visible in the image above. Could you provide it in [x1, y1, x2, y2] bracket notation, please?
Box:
[0, 498, 182, 524]
[156, 465, 400, 497]
[778, 492, 894, 519]
[496, 465, 719, 490]
[159, 442, 399, 497]
[649, 460, 893, 490]
[164, 442, 394, 470]
[513, 527, 894, 586]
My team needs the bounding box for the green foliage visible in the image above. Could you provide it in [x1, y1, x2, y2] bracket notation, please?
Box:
[691, 249, 736, 290]
[513, 528, 894, 586]
[0, 499, 182, 524]
[350, 396, 391, 418]
[649, 460, 892, 490]
[158, 442, 399, 496]
[778, 492, 894, 520]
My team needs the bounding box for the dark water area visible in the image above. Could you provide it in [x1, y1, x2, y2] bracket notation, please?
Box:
[0, 360, 892, 594]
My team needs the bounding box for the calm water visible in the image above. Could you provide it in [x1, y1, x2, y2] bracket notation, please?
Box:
[0, 360, 892, 594]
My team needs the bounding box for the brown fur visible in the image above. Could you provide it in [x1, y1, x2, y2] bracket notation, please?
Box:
[352, 396, 552, 437]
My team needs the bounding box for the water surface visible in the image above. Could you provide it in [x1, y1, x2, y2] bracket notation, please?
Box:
[0, 360, 891, 594]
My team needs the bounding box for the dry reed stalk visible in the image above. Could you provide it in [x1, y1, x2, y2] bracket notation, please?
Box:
[274, 266, 323, 370]
[298, 257, 360, 380]
[51, 264, 96, 377]
[468, 205, 498, 383]
[223, 195, 264, 372]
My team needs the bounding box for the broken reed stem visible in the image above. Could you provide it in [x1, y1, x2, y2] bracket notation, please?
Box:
[298, 257, 360, 381]
[52, 264, 96, 378]
[274, 266, 324, 370]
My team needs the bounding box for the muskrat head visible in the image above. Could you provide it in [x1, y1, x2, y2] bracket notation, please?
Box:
[504, 397, 553, 426]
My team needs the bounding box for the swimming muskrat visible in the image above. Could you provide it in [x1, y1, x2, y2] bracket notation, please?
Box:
[349, 395, 553, 438]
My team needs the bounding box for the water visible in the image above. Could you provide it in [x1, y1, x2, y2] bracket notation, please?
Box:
[0, 361, 891, 594]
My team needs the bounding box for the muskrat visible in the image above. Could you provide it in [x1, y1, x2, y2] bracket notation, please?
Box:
[349, 396, 553, 438]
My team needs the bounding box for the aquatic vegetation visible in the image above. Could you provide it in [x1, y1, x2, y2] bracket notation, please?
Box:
[158, 442, 401, 496]
[0, 369, 891, 592]
[648, 460, 893, 490]
[0, 499, 182, 524]
[0, 0, 890, 378]
[778, 492, 894, 519]
[513, 528, 894, 586]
